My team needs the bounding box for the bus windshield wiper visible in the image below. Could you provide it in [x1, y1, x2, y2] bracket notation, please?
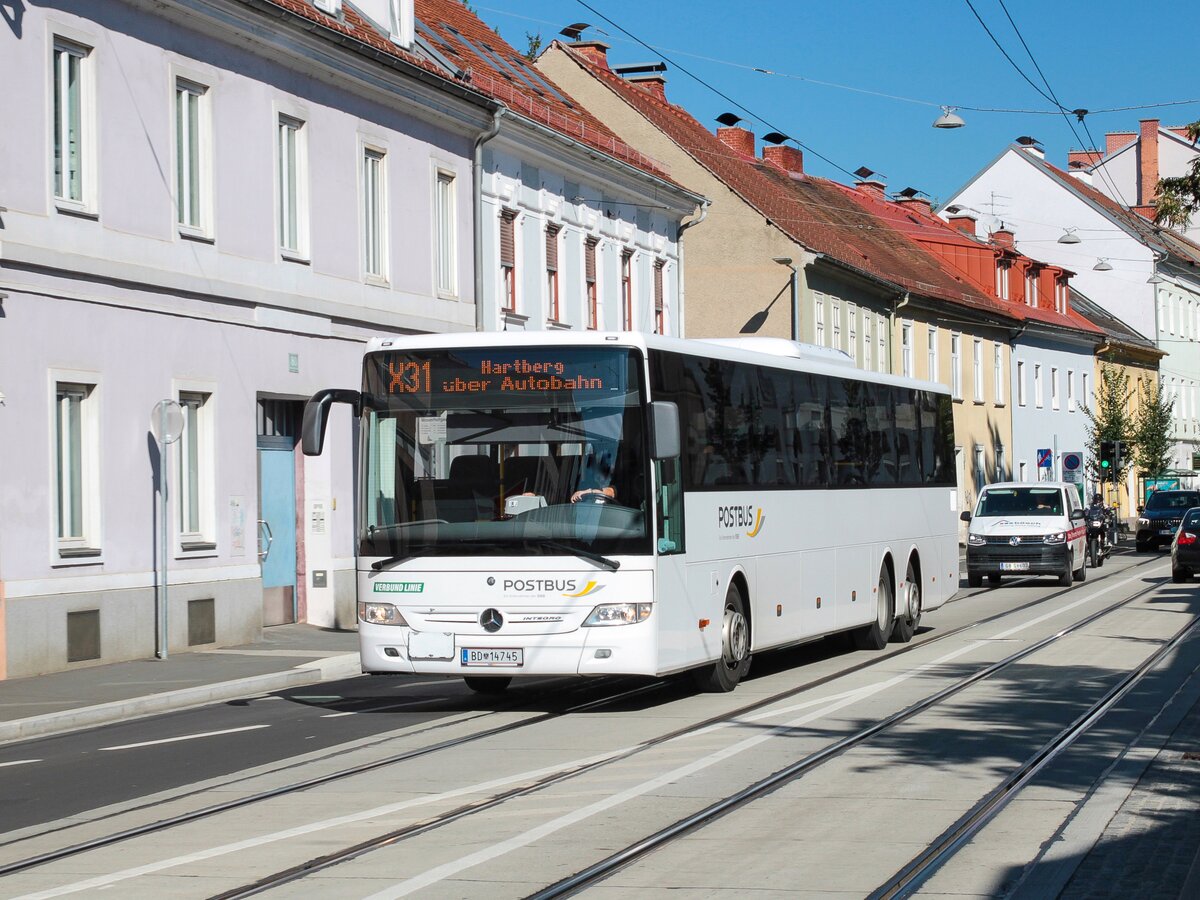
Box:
[537, 540, 621, 571]
[371, 552, 419, 571]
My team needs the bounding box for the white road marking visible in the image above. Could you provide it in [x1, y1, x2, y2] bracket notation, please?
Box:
[98, 725, 270, 752]
[321, 699, 433, 718]
[25, 564, 1167, 899]
[0, 759, 41, 768]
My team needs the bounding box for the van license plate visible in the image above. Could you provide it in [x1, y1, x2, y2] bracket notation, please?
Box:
[1000, 562, 1029, 571]
[461, 648, 523, 667]
[1159, 529, 1175, 536]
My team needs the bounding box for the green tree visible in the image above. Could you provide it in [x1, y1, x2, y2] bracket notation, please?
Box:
[1154, 121, 1200, 229]
[524, 32, 543, 61]
[1083, 365, 1135, 485]
[1131, 380, 1175, 478]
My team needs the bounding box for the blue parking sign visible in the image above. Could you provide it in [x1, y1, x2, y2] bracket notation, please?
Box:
[1037, 448, 1052, 468]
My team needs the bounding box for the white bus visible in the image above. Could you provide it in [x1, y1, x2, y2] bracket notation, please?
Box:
[302, 332, 959, 692]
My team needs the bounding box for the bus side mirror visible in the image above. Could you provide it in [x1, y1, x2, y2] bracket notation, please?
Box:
[648, 401, 680, 461]
[959, 511, 972, 522]
[302, 388, 361, 456]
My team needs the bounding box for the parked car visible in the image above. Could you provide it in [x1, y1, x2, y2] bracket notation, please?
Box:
[1135, 490, 1200, 551]
[962, 482, 1087, 588]
[1170, 507, 1200, 582]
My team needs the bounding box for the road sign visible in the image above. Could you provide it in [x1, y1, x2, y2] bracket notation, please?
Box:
[1062, 452, 1082, 472]
[1037, 448, 1052, 469]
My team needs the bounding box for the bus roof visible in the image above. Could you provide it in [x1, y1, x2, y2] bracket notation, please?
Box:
[364, 331, 949, 395]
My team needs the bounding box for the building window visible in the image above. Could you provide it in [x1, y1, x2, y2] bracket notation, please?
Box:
[862, 314, 872, 371]
[994, 343, 1005, 405]
[996, 261, 1010, 300]
[832, 302, 842, 351]
[277, 115, 307, 256]
[54, 381, 99, 556]
[585, 236, 599, 328]
[1067, 369, 1075, 412]
[1035, 363, 1044, 408]
[435, 171, 455, 295]
[621, 249, 634, 330]
[927, 326, 938, 381]
[1051, 366, 1060, 409]
[1025, 270, 1038, 307]
[174, 79, 209, 233]
[500, 209, 518, 313]
[177, 392, 213, 546]
[361, 147, 387, 279]
[545, 224, 560, 322]
[901, 321, 913, 378]
[995, 445, 1006, 482]
[1017, 360, 1026, 406]
[1082, 372, 1090, 410]
[974, 445, 985, 493]
[951, 332, 962, 400]
[1056, 278, 1068, 314]
[877, 315, 886, 373]
[1019, 461, 1027, 482]
[814, 297, 826, 347]
[53, 39, 91, 206]
[973, 338, 984, 402]
[848, 304, 858, 364]
[653, 260, 665, 334]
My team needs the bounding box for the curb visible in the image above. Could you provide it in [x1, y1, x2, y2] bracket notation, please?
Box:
[0, 653, 362, 745]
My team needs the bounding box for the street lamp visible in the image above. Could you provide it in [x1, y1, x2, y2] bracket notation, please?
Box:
[773, 256, 799, 342]
[933, 106, 965, 129]
[1058, 228, 1081, 244]
[150, 399, 184, 660]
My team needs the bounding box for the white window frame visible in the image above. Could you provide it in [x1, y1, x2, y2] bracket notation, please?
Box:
[1017, 359, 1026, 407]
[1019, 461, 1028, 482]
[848, 303, 858, 364]
[361, 144, 388, 281]
[1051, 366, 1060, 410]
[52, 36, 95, 212]
[832, 301, 842, 351]
[996, 261, 1010, 300]
[1082, 372, 1090, 411]
[995, 445, 1006, 482]
[175, 384, 217, 555]
[434, 168, 456, 297]
[901, 321, 913, 378]
[993, 343, 1005, 406]
[174, 77, 212, 238]
[1067, 369, 1075, 412]
[49, 371, 102, 564]
[973, 338, 984, 402]
[862, 314, 872, 371]
[1034, 363, 1044, 408]
[1025, 270, 1037, 307]
[277, 113, 309, 259]
[927, 326, 938, 382]
[814, 296, 825, 347]
[877, 315, 886, 373]
[951, 332, 962, 400]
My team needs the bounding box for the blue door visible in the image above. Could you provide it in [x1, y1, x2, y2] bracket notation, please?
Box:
[258, 444, 297, 625]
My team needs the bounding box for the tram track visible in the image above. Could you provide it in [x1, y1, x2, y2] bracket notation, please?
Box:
[0, 553, 1162, 889]
[200, 558, 1168, 899]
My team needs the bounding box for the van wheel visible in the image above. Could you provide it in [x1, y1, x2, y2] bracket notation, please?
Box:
[464, 676, 511, 694]
[692, 583, 751, 692]
[1074, 551, 1087, 582]
[853, 567, 894, 651]
[987, 573, 1002, 585]
[967, 573, 983, 588]
[890, 562, 921, 643]
[1059, 552, 1073, 586]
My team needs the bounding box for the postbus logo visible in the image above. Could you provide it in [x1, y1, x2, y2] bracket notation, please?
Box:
[499, 578, 606, 598]
[717, 504, 765, 538]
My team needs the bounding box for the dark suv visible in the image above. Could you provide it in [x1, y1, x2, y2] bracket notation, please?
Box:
[1136, 490, 1200, 551]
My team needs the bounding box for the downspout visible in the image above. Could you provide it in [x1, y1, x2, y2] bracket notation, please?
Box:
[473, 107, 505, 332]
[674, 200, 710, 337]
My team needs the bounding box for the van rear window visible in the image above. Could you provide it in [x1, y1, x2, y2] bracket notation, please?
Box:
[977, 487, 1063, 517]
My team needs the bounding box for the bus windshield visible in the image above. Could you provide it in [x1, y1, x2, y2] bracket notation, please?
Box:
[359, 346, 650, 559]
[976, 486, 1064, 517]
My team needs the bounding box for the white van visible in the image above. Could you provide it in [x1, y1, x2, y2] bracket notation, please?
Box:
[961, 481, 1087, 588]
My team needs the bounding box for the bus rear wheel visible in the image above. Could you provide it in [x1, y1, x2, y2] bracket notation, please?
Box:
[853, 567, 894, 651]
[464, 676, 511, 694]
[890, 561, 921, 643]
[692, 583, 751, 693]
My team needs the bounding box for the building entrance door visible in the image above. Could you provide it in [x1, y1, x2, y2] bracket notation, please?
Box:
[257, 399, 301, 626]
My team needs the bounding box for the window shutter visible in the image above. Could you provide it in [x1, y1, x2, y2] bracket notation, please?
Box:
[545, 224, 559, 271]
[499, 210, 516, 267]
[654, 260, 665, 310]
[585, 237, 598, 284]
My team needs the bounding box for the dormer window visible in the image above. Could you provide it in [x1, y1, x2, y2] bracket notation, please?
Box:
[388, 0, 414, 48]
[996, 260, 1010, 300]
[1055, 278, 1069, 314]
[1025, 269, 1039, 307]
[314, 0, 341, 15]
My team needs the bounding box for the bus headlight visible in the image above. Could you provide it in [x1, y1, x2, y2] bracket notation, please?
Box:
[583, 603, 652, 626]
[967, 533, 985, 546]
[1043, 531, 1066, 544]
[358, 601, 408, 626]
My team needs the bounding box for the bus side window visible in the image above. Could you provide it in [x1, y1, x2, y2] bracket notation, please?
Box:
[656, 457, 684, 554]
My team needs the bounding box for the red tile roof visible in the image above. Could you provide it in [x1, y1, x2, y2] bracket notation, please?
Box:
[257, 1, 676, 185]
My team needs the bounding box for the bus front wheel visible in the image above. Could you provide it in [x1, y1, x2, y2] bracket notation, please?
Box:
[464, 676, 511, 694]
[853, 567, 894, 651]
[692, 583, 751, 693]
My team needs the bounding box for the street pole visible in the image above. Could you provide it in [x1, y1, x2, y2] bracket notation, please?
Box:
[151, 400, 183, 660]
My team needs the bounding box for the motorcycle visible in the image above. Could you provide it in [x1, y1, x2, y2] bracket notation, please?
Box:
[1087, 508, 1113, 567]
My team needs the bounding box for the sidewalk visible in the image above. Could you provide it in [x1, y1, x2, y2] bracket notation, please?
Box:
[0, 624, 361, 744]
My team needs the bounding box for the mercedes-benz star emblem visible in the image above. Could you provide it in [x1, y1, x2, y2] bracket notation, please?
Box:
[480, 608, 503, 633]
[1009, 536, 1020, 546]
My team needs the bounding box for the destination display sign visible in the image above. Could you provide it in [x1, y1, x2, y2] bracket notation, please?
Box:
[367, 348, 639, 409]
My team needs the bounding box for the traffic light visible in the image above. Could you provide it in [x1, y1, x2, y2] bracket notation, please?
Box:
[1114, 440, 1125, 473]
[1099, 440, 1116, 476]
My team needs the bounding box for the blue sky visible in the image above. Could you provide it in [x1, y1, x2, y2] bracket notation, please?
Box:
[473, 0, 1199, 205]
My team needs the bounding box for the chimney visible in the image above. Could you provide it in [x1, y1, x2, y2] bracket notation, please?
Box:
[1139, 118, 1160, 205]
[1106, 131, 1136, 156]
[1067, 149, 1102, 169]
[896, 196, 932, 216]
[854, 178, 887, 198]
[570, 40, 611, 69]
[624, 74, 667, 102]
[1015, 136, 1044, 159]
[991, 228, 1014, 248]
[948, 214, 976, 235]
[717, 125, 755, 159]
[762, 144, 804, 175]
